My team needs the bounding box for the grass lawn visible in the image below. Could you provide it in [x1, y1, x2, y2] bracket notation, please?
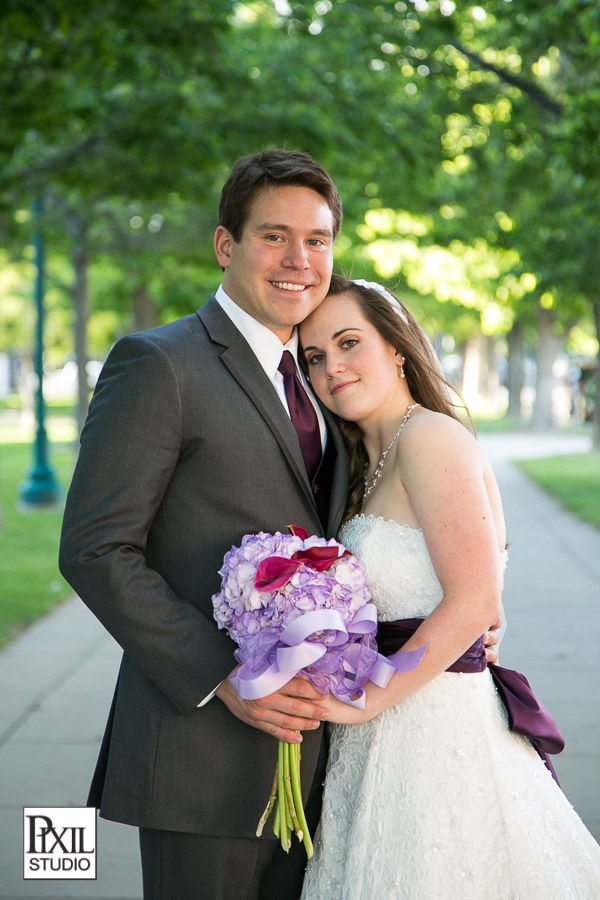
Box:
[474, 414, 527, 434]
[515, 453, 600, 530]
[0, 433, 77, 646]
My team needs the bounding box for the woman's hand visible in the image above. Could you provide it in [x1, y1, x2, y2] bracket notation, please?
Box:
[484, 616, 502, 665]
[319, 688, 379, 726]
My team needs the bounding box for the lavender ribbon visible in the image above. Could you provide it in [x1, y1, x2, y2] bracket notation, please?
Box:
[229, 606, 429, 708]
[377, 618, 565, 785]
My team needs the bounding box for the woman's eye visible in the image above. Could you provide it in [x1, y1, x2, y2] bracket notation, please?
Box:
[307, 354, 325, 366]
[342, 339, 358, 350]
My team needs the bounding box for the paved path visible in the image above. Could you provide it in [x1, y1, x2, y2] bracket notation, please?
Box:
[0, 431, 598, 899]
[478, 432, 600, 840]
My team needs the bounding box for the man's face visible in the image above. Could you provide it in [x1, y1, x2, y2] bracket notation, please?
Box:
[214, 184, 335, 342]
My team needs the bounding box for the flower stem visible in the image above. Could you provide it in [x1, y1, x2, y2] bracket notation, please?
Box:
[290, 740, 313, 858]
[278, 740, 291, 852]
[282, 740, 303, 843]
[272, 793, 280, 838]
[256, 764, 279, 837]
[257, 738, 313, 858]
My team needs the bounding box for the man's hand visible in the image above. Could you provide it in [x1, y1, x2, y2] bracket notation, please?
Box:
[484, 615, 502, 666]
[216, 672, 329, 743]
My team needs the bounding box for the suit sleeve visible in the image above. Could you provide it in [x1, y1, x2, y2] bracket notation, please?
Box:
[59, 333, 236, 714]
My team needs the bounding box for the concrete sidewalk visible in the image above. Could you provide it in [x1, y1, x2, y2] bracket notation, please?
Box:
[479, 431, 600, 839]
[0, 430, 598, 899]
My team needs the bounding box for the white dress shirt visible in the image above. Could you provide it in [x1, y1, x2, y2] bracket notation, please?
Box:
[215, 285, 326, 448]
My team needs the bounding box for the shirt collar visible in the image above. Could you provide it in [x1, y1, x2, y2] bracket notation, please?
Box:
[215, 284, 300, 379]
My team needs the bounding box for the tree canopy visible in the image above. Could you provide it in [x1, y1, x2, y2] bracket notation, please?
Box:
[1, 0, 598, 440]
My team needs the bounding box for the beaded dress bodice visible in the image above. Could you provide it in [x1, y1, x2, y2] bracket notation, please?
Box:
[339, 515, 442, 621]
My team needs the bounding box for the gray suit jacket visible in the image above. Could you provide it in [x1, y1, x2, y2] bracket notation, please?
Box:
[59, 296, 348, 836]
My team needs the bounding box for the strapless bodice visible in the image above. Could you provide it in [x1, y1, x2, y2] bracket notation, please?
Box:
[338, 514, 443, 621]
[339, 514, 507, 622]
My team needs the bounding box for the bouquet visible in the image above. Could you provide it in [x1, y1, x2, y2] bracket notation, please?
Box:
[212, 525, 427, 857]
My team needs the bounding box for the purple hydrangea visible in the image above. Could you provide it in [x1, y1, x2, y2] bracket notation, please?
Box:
[212, 529, 376, 694]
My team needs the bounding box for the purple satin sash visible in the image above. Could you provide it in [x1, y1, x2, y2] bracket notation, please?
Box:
[377, 618, 565, 785]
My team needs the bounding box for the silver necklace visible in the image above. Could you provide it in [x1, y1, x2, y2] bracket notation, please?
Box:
[363, 403, 419, 498]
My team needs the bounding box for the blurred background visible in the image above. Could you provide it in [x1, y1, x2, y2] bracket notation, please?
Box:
[1, 4, 599, 893]
[1, 0, 599, 649]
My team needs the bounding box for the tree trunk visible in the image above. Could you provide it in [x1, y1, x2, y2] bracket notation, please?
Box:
[506, 319, 525, 420]
[482, 334, 499, 406]
[461, 337, 480, 409]
[133, 284, 158, 332]
[531, 307, 561, 430]
[592, 299, 600, 451]
[461, 334, 499, 413]
[67, 216, 90, 435]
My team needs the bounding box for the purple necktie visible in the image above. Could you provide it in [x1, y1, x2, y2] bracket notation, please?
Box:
[278, 350, 322, 483]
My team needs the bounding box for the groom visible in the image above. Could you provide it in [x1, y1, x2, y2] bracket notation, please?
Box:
[59, 149, 350, 900]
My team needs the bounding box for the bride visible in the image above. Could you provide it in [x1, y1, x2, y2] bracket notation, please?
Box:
[298, 275, 600, 899]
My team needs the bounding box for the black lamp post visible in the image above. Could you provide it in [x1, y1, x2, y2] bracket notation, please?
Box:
[18, 197, 61, 509]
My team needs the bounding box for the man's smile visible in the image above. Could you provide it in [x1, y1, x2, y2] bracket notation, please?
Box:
[270, 281, 311, 292]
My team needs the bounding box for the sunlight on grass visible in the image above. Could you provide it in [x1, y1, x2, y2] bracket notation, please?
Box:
[0, 437, 76, 646]
[515, 454, 600, 530]
[0, 413, 78, 445]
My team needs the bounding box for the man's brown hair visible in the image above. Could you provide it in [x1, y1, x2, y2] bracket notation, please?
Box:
[218, 149, 343, 242]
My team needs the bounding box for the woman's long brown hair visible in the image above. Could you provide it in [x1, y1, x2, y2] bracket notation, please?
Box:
[312, 275, 474, 523]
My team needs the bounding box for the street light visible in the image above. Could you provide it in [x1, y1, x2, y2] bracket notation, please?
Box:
[17, 197, 61, 509]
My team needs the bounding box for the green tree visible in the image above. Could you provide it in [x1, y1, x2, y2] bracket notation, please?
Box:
[1, 0, 238, 428]
[2, 1, 599, 443]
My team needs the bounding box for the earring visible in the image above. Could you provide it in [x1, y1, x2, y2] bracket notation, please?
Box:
[399, 356, 406, 378]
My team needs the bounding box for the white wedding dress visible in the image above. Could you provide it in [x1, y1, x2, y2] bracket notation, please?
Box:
[301, 514, 600, 900]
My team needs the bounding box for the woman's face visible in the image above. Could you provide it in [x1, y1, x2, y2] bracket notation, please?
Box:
[300, 291, 404, 428]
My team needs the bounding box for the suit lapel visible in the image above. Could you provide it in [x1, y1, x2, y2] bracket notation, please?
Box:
[197, 297, 319, 516]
